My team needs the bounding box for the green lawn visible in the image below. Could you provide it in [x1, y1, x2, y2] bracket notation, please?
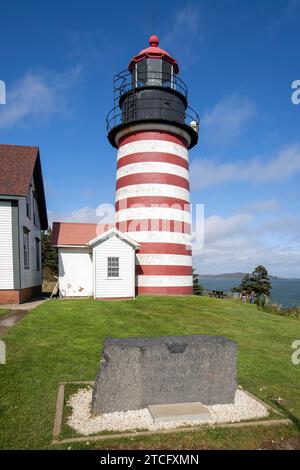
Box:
[0, 296, 300, 450]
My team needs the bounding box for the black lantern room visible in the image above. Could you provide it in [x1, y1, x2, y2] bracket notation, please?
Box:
[106, 35, 199, 148]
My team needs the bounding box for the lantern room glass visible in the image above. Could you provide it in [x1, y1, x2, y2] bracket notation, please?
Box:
[133, 59, 174, 89]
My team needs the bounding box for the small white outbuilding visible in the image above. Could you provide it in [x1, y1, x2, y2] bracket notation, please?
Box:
[52, 223, 139, 299]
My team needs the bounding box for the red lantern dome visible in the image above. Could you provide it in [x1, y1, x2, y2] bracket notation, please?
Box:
[128, 34, 179, 73]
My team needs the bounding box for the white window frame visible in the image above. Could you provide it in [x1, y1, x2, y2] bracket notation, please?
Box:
[107, 257, 120, 278]
[134, 64, 138, 88]
[23, 228, 30, 269]
[170, 65, 175, 89]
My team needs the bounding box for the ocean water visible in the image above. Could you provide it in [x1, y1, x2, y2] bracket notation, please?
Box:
[199, 278, 300, 308]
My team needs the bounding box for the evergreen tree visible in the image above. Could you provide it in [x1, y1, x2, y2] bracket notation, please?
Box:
[193, 268, 204, 296]
[41, 228, 58, 275]
[234, 265, 272, 297]
[250, 265, 272, 296]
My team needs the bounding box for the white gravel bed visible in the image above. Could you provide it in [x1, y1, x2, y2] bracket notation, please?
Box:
[67, 387, 269, 436]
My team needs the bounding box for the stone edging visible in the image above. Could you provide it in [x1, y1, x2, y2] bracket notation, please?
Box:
[51, 381, 292, 446]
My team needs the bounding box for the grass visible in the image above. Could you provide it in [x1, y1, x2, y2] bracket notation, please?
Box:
[0, 309, 9, 318]
[262, 304, 300, 320]
[51, 425, 300, 450]
[0, 296, 300, 450]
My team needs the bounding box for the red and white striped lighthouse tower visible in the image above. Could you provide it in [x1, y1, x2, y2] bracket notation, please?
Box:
[107, 35, 199, 295]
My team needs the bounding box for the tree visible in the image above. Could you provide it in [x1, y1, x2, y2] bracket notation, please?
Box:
[234, 265, 272, 297]
[41, 228, 58, 275]
[250, 265, 272, 296]
[193, 268, 204, 296]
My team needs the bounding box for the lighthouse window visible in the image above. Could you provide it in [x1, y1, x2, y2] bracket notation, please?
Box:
[162, 61, 172, 88]
[136, 60, 147, 86]
[147, 59, 162, 86]
[107, 257, 119, 278]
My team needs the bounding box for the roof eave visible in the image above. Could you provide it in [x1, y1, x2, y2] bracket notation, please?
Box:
[89, 227, 139, 248]
[54, 244, 90, 249]
[33, 150, 48, 230]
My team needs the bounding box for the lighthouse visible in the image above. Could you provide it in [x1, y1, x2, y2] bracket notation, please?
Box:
[107, 35, 199, 295]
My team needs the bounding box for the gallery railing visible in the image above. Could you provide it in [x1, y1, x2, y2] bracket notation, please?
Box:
[106, 69, 199, 132]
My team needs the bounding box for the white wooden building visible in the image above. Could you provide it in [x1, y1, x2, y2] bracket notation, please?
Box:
[52, 224, 138, 299]
[0, 145, 48, 304]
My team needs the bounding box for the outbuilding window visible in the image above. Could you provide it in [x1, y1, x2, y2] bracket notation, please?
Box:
[107, 257, 119, 278]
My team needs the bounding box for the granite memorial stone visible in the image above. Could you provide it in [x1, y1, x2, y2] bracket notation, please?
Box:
[92, 335, 237, 414]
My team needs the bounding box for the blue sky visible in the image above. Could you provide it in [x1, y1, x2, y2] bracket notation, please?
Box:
[1, 0, 300, 276]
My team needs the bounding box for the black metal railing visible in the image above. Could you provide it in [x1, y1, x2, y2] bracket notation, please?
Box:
[112, 69, 188, 101]
[106, 95, 200, 132]
[106, 69, 199, 132]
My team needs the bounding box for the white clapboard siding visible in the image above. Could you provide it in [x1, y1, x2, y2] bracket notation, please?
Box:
[93, 235, 135, 298]
[0, 201, 14, 289]
[59, 248, 93, 297]
[19, 177, 43, 289]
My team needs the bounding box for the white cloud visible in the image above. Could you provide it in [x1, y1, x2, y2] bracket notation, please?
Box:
[193, 212, 300, 277]
[48, 207, 97, 225]
[204, 214, 253, 244]
[201, 95, 256, 146]
[190, 144, 300, 190]
[242, 199, 281, 213]
[0, 66, 82, 129]
[48, 204, 115, 226]
[194, 237, 300, 278]
[48, 203, 300, 277]
[258, 216, 300, 246]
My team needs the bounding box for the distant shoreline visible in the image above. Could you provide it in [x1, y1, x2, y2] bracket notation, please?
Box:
[197, 277, 300, 307]
[197, 273, 300, 281]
